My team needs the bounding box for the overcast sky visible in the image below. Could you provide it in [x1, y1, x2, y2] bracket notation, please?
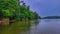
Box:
[23, 0, 60, 17]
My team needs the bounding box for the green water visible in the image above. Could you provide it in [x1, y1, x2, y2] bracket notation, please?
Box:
[0, 20, 39, 34]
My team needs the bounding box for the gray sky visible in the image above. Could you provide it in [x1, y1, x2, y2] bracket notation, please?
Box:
[23, 0, 60, 17]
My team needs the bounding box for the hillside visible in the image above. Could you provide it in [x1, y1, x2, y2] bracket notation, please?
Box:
[42, 16, 60, 19]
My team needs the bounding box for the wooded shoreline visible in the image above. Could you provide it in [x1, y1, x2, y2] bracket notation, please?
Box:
[0, 0, 40, 25]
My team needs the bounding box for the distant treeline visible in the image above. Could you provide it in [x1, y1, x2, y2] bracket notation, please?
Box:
[0, 0, 40, 21]
[42, 16, 60, 19]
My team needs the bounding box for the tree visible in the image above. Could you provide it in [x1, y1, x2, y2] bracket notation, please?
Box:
[0, 0, 40, 21]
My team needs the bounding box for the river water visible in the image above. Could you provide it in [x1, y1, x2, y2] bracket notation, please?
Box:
[33, 19, 60, 34]
[1, 19, 60, 34]
[20, 19, 60, 34]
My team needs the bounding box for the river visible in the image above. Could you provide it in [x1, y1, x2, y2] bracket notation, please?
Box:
[0, 19, 60, 34]
[36, 19, 60, 34]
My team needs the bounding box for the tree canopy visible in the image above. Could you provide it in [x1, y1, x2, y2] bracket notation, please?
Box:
[0, 0, 40, 21]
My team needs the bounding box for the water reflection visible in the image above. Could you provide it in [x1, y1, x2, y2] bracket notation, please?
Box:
[37, 19, 60, 34]
[0, 20, 40, 34]
[29, 19, 40, 34]
[1, 19, 60, 34]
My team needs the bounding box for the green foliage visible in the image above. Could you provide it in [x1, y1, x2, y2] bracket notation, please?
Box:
[0, 0, 40, 21]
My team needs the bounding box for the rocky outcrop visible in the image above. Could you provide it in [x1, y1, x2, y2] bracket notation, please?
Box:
[0, 18, 9, 25]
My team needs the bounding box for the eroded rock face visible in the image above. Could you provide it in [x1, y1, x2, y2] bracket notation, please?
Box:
[0, 18, 9, 25]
